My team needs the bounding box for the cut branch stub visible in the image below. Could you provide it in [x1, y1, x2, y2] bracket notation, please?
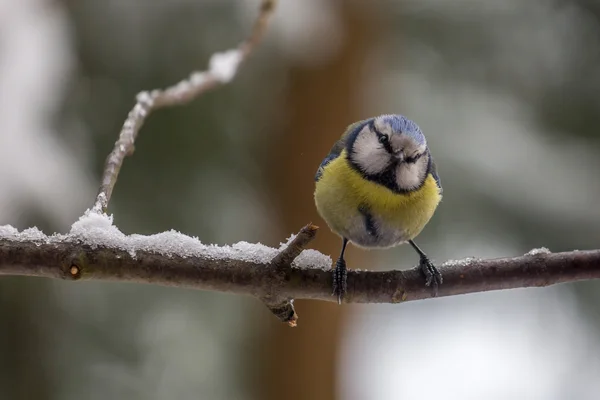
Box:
[263, 224, 319, 325]
[263, 298, 298, 327]
[271, 224, 319, 268]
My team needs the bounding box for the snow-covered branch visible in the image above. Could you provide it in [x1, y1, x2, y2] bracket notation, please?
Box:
[1, 217, 599, 326]
[0, 213, 325, 326]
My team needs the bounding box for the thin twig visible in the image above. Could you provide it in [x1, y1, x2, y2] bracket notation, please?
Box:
[92, 0, 278, 213]
[1, 230, 599, 325]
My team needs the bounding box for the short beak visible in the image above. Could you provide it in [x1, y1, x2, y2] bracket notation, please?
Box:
[393, 151, 404, 162]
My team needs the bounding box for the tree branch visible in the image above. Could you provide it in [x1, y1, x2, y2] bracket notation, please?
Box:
[92, 0, 278, 213]
[1, 229, 599, 323]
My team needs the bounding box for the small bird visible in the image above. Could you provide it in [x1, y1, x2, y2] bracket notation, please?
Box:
[314, 114, 443, 303]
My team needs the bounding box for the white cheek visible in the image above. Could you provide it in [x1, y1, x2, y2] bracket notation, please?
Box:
[352, 134, 391, 174]
[396, 158, 427, 190]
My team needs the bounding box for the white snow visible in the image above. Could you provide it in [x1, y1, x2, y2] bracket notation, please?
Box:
[0, 209, 332, 269]
[135, 91, 154, 107]
[0, 225, 18, 238]
[208, 49, 242, 83]
[441, 257, 479, 267]
[155, 49, 240, 101]
[525, 247, 551, 256]
[189, 71, 207, 86]
[291, 249, 331, 269]
[20, 227, 48, 242]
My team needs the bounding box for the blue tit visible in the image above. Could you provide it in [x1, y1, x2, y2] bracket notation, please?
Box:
[314, 114, 443, 303]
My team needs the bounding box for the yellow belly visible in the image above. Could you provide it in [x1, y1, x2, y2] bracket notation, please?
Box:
[314, 151, 442, 248]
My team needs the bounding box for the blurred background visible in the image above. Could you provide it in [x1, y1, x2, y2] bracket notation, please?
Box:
[2, 0, 600, 398]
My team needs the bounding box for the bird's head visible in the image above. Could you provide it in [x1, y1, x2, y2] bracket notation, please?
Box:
[347, 114, 430, 192]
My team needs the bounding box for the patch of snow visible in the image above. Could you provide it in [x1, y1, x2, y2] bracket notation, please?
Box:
[209, 49, 242, 83]
[20, 227, 47, 242]
[441, 257, 479, 267]
[0, 209, 331, 269]
[292, 249, 332, 270]
[0, 225, 18, 238]
[135, 91, 154, 107]
[525, 247, 551, 256]
[189, 71, 207, 86]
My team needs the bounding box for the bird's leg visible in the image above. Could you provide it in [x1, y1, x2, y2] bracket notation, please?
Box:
[332, 237, 349, 304]
[409, 239, 443, 295]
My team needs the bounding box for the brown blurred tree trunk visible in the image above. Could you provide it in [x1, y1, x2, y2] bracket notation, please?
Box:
[261, 3, 380, 399]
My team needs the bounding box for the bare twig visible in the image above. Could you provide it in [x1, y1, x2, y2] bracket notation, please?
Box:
[92, 0, 278, 213]
[1, 232, 599, 323]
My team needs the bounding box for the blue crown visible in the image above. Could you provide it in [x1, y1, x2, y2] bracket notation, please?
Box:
[381, 114, 425, 145]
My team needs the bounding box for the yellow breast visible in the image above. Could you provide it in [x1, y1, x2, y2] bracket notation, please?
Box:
[314, 150, 442, 247]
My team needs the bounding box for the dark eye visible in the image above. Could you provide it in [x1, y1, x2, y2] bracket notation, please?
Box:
[378, 135, 389, 144]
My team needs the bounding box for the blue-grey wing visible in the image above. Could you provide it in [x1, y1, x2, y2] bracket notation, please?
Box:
[315, 139, 345, 181]
[429, 155, 443, 194]
[315, 119, 372, 182]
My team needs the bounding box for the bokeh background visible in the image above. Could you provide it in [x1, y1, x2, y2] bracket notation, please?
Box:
[2, 0, 600, 399]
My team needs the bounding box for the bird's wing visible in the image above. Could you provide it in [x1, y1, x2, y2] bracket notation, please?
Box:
[314, 138, 345, 182]
[315, 119, 371, 181]
[429, 155, 443, 194]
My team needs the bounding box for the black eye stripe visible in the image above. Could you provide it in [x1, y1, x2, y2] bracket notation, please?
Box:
[369, 121, 393, 153]
[405, 153, 423, 163]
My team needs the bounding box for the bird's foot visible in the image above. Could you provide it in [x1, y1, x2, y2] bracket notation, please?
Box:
[332, 258, 347, 304]
[419, 256, 443, 296]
